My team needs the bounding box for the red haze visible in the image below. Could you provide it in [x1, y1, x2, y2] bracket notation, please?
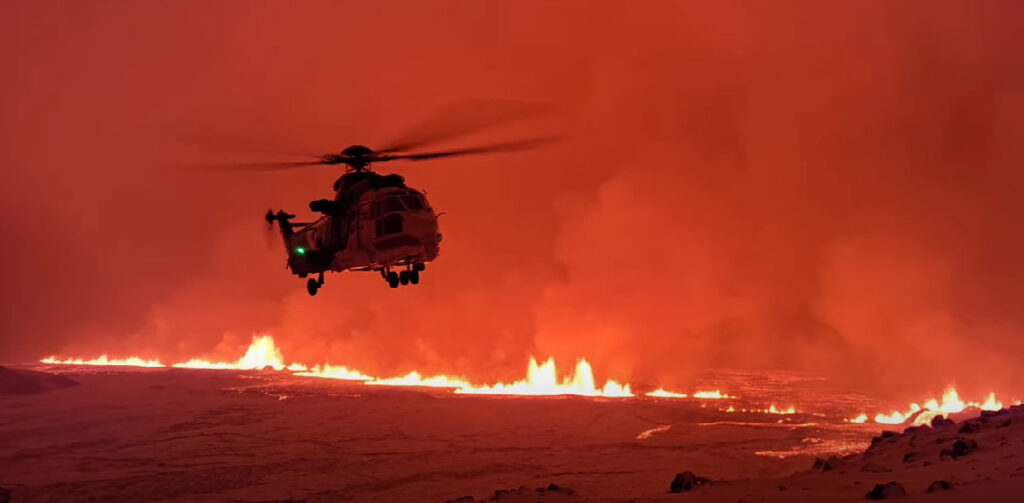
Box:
[1, 2, 1022, 400]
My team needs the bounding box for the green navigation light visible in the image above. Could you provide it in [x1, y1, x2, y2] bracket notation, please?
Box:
[295, 247, 306, 255]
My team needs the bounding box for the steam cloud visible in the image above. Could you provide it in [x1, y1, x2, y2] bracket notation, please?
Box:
[1, 2, 1022, 400]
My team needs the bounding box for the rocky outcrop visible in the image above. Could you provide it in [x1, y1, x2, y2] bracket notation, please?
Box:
[865, 481, 906, 499]
[669, 471, 710, 493]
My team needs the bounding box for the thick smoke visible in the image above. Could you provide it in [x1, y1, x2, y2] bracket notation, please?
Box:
[1, 2, 1022, 400]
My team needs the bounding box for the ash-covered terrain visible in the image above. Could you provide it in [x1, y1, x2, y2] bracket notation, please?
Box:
[2, 366, 1020, 502]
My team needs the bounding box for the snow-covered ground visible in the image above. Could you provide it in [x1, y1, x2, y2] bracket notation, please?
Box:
[1, 367, 1020, 502]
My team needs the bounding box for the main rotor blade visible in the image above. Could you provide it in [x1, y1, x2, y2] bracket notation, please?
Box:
[375, 136, 561, 162]
[191, 160, 327, 172]
[171, 127, 326, 160]
[376, 100, 551, 154]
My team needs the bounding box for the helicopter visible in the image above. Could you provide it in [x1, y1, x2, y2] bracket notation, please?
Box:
[221, 134, 554, 295]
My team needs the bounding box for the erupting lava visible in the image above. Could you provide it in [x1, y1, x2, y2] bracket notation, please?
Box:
[40, 335, 633, 398]
[455, 357, 632, 397]
[849, 387, 1013, 425]
[38, 335, 1019, 417]
[171, 335, 287, 371]
[40, 355, 165, 367]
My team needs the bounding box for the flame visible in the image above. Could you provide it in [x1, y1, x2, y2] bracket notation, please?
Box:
[172, 335, 285, 371]
[41, 355, 165, 367]
[850, 386, 1010, 425]
[368, 371, 469, 388]
[455, 357, 633, 397]
[692, 390, 732, 399]
[39, 336, 633, 398]
[646, 388, 688, 398]
[767, 404, 796, 415]
[39, 337, 1017, 411]
[295, 363, 373, 381]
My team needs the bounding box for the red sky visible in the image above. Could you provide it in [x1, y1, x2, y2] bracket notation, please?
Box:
[1, 1, 1022, 399]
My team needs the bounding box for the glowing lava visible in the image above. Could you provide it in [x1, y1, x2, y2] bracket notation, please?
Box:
[645, 388, 734, 399]
[172, 335, 286, 371]
[455, 357, 633, 397]
[692, 390, 732, 399]
[851, 387, 1009, 425]
[295, 363, 373, 381]
[41, 355, 165, 368]
[40, 335, 633, 398]
[646, 388, 688, 398]
[39, 336, 1017, 411]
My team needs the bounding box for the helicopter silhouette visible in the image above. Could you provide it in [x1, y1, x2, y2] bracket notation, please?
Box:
[206, 105, 556, 295]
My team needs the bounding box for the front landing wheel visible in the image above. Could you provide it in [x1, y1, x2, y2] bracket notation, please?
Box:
[307, 278, 319, 296]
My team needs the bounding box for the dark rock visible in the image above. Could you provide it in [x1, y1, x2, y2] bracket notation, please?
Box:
[902, 452, 917, 464]
[860, 462, 892, 473]
[923, 461, 933, 467]
[670, 471, 709, 493]
[865, 481, 906, 500]
[778, 485, 787, 491]
[903, 425, 929, 435]
[446, 497, 475, 503]
[943, 437, 979, 458]
[980, 408, 1011, 419]
[1000, 419, 1012, 428]
[1, 487, 9, 503]
[926, 480, 952, 492]
[546, 483, 573, 495]
[822, 456, 843, 471]
[814, 456, 844, 471]
[931, 416, 955, 428]
[959, 422, 981, 434]
[870, 431, 901, 450]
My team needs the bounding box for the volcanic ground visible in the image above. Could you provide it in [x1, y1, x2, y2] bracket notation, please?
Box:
[3, 366, 1020, 502]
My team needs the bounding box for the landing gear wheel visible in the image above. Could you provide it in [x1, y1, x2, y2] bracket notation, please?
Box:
[399, 270, 410, 285]
[410, 269, 420, 285]
[413, 263, 425, 272]
[387, 271, 399, 288]
[306, 278, 319, 296]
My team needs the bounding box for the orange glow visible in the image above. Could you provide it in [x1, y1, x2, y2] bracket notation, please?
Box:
[172, 335, 286, 371]
[38, 338, 1017, 411]
[851, 386, 1011, 425]
[39, 336, 633, 398]
[646, 388, 688, 398]
[40, 355, 165, 368]
[455, 357, 633, 397]
[368, 371, 469, 388]
[295, 363, 373, 381]
[692, 390, 732, 399]
[767, 404, 796, 415]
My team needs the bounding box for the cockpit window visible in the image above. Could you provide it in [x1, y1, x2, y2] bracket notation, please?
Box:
[380, 197, 406, 214]
[376, 213, 403, 235]
[402, 196, 424, 210]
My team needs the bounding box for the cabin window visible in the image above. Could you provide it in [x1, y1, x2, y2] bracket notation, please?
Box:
[380, 197, 406, 214]
[376, 213, 403, 236]
[402, 196, 424, 210]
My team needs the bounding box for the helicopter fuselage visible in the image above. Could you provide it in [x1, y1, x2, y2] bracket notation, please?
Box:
[270, 171, 441, 292]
